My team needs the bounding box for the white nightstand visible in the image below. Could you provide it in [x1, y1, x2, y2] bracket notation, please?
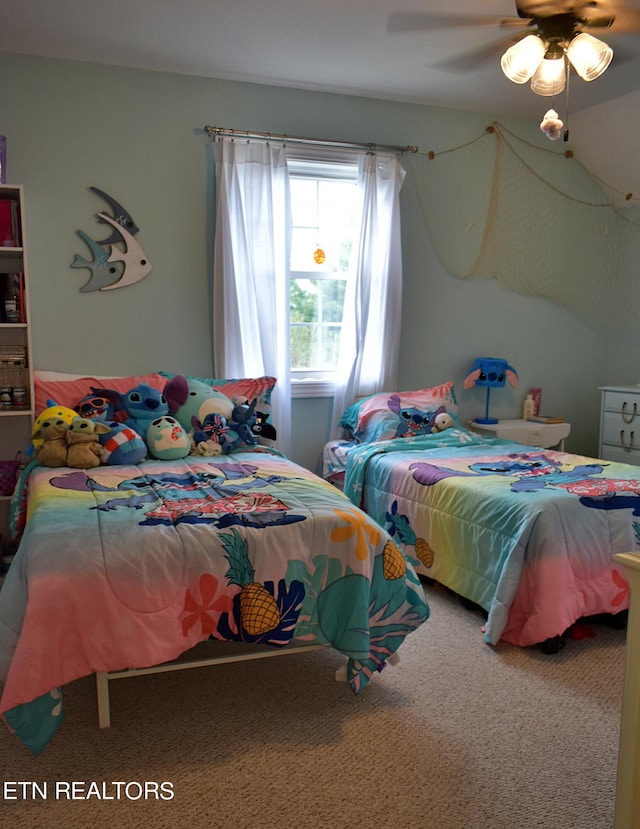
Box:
[470, 418, 571, 450]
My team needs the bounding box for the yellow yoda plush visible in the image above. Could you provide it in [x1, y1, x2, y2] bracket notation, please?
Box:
[32, 403, 78, 451]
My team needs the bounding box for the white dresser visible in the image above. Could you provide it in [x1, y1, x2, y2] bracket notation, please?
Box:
[599, 386, 640, 465]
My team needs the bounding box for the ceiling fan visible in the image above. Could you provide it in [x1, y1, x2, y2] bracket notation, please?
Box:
[388, 1, 640, 96]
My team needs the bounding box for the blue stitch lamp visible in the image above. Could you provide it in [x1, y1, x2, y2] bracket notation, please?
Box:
[464, 357, 519, 425]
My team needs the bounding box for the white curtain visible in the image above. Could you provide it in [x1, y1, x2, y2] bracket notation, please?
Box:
[329, 152, 406, 438]
[211, 139, 292, 457]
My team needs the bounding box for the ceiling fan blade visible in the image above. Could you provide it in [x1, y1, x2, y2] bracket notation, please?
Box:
[429, 33, 526, 72]
[515, 1, 563, 18]
[387, 11, 523, 34]
[605, 8, 640, 33]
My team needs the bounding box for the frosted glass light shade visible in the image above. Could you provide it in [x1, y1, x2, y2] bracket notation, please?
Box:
[567, 33, 613, 81]
[530, 56, 566, 96]
[501, 35, 546, 83]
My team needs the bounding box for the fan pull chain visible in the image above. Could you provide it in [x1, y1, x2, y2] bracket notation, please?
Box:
[563, 58, 570, 143]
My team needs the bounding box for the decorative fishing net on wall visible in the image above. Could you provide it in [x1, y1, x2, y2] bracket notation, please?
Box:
[405, 122, 640, 335]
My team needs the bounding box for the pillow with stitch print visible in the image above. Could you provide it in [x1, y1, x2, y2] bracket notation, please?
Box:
[339, 381, 459, 443]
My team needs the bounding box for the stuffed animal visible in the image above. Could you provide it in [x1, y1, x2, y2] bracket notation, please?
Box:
[73, 390, 117, 422]
[66, 417, 111, 469]
[253, 410, 277, 445]
[90, 376, 187, 440]
[99, 422, 148, 466]
[146, 416, 191, 460]
[431, 407, 455, 433]
[33, 419, 70, 467]
[32, 402, 79, 451]
[190, 413, 227, 456]
[228, 400, 258, 448]
[168, 377, 233, 433]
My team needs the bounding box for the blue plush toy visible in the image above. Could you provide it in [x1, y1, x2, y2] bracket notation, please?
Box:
[99, 422, 148, 465]
[89, 375, 188, 440]
[228, 400, 258, 448]
[73, 390, 117, 422]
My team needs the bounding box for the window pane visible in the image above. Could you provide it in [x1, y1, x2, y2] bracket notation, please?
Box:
[290, 176, 357, 274]
[290, 228, 324, 272]
[322, 325, 342, 367]
[290, 279, 318, 323]
[289, 179, 318, 227]
[321, 279, 346, 323]
[290, 325, 313, 370]
[290, 278, 346, 371]
[289, 164, 358, 377]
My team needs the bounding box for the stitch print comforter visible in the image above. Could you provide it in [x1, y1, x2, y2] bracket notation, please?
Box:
[343, 429, 632, 647]
[0, 449, 428, 754]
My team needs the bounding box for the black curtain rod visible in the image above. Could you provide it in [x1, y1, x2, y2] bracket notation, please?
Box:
[204, 125, 418, 154]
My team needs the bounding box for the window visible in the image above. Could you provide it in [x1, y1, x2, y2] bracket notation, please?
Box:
[287, 158, 360, 396]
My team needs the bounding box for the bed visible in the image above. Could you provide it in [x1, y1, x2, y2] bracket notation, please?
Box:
[0, 371, 428, 755]
[330, 381, 633, 651]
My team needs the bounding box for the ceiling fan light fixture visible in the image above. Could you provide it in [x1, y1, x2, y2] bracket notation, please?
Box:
[566, 32, 613, 81]
[530, 53, 566, 96]
[500, 34, 546, 83]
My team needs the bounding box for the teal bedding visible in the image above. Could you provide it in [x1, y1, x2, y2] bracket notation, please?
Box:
[0, 449, 428, 754]
[343, 428, 632, 647]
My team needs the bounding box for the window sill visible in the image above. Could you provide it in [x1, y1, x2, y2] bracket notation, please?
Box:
[291, 379, 336, 399]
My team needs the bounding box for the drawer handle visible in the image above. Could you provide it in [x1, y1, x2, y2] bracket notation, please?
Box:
[620, 430, 635, 451]
[622, 401, 637, 423]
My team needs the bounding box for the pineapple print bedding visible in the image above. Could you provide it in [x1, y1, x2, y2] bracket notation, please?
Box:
[0, 449, 428, 754]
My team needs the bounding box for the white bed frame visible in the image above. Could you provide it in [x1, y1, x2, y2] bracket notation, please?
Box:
[94, 642, 327, 728]
[612, 552, 640, 829]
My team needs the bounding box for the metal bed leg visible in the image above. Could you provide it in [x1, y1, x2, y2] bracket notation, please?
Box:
[95, 672, 111, 729]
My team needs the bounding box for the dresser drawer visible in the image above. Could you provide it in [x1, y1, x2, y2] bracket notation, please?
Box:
[599, 443, 640, 465]
[601, 411, 640, 450]
[601, 389, 640, 423]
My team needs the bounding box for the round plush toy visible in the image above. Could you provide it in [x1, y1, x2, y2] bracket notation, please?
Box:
[32, 401, 79, 450]
[169, 378, 233, 433]
[146, 416, 191, 460]
[99, 422, 148, 465]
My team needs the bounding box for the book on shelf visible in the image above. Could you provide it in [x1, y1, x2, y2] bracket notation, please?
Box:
[0, 198, 20, 246]
[526, 415, 565, 424]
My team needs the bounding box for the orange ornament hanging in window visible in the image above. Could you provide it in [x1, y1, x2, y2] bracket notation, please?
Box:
[313, 247, 326, 265]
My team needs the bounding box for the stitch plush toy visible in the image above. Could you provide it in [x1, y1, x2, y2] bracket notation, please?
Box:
[227, 400, 258, 449]
[91, 375, 188, 440]
[66, 416, 111, 469]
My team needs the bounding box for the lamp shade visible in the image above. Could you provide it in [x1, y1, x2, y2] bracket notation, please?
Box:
[566, 32, 613, 81]
[501, 35, 546, 83]
[530, 55, 566, 96]
[464, 357, 519, 425]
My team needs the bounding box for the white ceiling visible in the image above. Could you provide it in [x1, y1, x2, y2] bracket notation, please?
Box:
[2, 0, 640, 119]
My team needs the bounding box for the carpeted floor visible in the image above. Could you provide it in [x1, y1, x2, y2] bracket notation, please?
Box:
[0, 581, 626, 829]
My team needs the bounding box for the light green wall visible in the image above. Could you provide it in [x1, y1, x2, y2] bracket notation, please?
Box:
[0, 53, 609, 472]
